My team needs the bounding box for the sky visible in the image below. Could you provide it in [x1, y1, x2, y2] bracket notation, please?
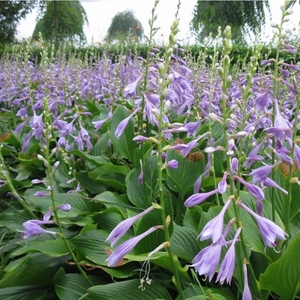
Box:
[17, 0, 300, 45]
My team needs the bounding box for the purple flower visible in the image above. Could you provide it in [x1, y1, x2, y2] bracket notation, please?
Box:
[124, 76, 142, 98]
[263, 178, 288, 195]
[199, 198, 232, 243]
[242, 260, 252, 300]
[250, 164, 275, 184]
[264, 98, 292, 142]
[106, 206, 154, 247]
[184, 189, 219, 207]
[22, 220, 56, 239]
[231, 157, 239, 176]
[190, 243, 222, 282]
[238, 202, 287, 250]
[34, 191, 50, 197]
[254, 91, 271, 112]
[115, 108, 139, 138]
[294, 144, 300, 169]
[234, 176, 264, 201]
[244, 141, 264, 169]
[167, 159, 178, 169]
[218, 171, 228, 194]
[216, 227, 242, 284]
[106, 226, 158, 267]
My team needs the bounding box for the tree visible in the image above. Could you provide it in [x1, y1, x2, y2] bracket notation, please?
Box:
[32, 0, 88, 48]
[190, 0, 270, 44]
[0, 1, 35, 43]
[106, 10, 143, 42]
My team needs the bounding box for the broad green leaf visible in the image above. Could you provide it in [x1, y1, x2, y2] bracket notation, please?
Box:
[260, 236, 300, 300]
[166, 149, 205, 196]
[90, 132, 110, 156]
[180, 283, 235, 300]
[109, 106, 137, 162]
[126, 155, 158, 208]
[75, 171, 107, 194]
[0, 285, 47, 300]
[0, 210, 33, 231]
[68, 150, 109, 166]
[24, 188, 99, 217]
[89, 164, 130, 193]
[92, 191, 132, 211]
[82, 279, 172, 300]
[170, 223, 200, 262]
[71, 229, 109, 266]
[54, 271, 93, 300]
[12, 239, 72, 257]
[0, 253, 68, 288]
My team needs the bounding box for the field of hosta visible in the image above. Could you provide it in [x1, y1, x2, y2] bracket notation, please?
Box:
[1, 2, 300, 300]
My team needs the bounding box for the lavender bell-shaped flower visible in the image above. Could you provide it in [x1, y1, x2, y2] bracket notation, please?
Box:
[124, 76, 142, 98]
[242, 260, 252, 300]
[106, 206, 154, 247]
[106, 226, 158, 267]
[184, 189, 219, 207]
[189, 242, 222, 282]
[199, 198, 232, 243]
[115, 108, 139, 138]
[238, 202, 287, 250]
[22, 220, 57, 239]
[216, 227, 242, 285]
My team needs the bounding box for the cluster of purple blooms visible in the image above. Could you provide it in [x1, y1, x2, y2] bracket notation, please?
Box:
[21, 204, 71, 240]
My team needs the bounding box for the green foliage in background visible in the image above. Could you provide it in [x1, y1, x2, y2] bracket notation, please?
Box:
[106, 10, 144, 42]
[191, 0, 270, 44]
[32, 0, 88, 48]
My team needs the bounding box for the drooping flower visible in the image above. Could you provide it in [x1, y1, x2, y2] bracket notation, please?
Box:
[254, 91, 271, 112]
[216, 227, 242, 284]
[264, 98, 292, 142]
[184, 189, 219, 207]
[234, 176, 264, 201]
[189, 242, 222, 282]
[124, 76, 142, 98]
[244, 140, 265, 169]
[106, 206, 154, 247]
[22, 220, 57, 239]
[250, 164, 276, 184]
[199, 198, 232, 243]
[218, 171, 229, 194]
[115, 108, 139, 138]
[238, 202, 287, 250]
[106, 226, 158, 267]
[242, 260, 252, 300]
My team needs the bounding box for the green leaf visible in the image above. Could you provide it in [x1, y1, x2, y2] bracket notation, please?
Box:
[12, 239, 72, 257]
[166, 149, 205, 196]
[0, 286, 47, 300]
[24, 188, 97, 217]
[89, 164, 130, 193]
[126, 155, 158, 208]
[82, 279, 172, 300]
[0, 210, 33, 231]
[71, 229, 109, 266]
[92, 191, 132, 212]
[259, 236, 300, 300]
[75, 171, 107, 194]
[109, 106, 137, 162]
[170, 223, 200, 262]
[0, 253, 68, 288]
[54, 271, 93, 300]
[68, 150, 109, 166]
